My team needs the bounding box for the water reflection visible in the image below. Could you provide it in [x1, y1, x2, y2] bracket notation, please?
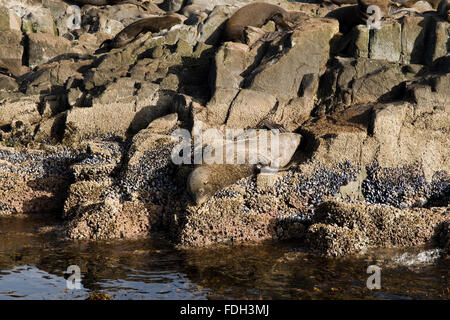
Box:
[0, 216, 448, 300]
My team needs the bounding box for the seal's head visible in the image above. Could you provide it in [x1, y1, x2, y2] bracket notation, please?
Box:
[187, 166, 213, 206]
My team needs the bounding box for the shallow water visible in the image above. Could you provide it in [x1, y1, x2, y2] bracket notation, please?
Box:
[0, 216, 448, 300]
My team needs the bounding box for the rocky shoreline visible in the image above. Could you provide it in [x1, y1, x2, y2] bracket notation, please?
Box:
[0, 0, 448, 256]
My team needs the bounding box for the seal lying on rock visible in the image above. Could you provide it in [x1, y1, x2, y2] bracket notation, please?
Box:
[99, 14, 185, 51]
[187, 129, 302, 205]
[69, 0, 165, 13]
[223, 2, 307, 43]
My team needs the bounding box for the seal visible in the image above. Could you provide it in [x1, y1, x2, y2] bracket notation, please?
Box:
[223, 2, 307, 43]
[69, 0, 166, 13]
[98, 14, 185, 51]
[187, 129, 302, 205]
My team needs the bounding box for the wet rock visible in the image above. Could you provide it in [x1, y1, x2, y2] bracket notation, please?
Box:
[64, 79, 177, 140]
[306, 223, 369, 257]
[400, 15, 431, 64]
[65, 195, 154, 240]
[0, 6, 11, 31]
[0, 0, 447, 255]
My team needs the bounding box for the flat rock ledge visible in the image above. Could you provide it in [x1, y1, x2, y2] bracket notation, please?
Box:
[0, 0, 448, 256]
